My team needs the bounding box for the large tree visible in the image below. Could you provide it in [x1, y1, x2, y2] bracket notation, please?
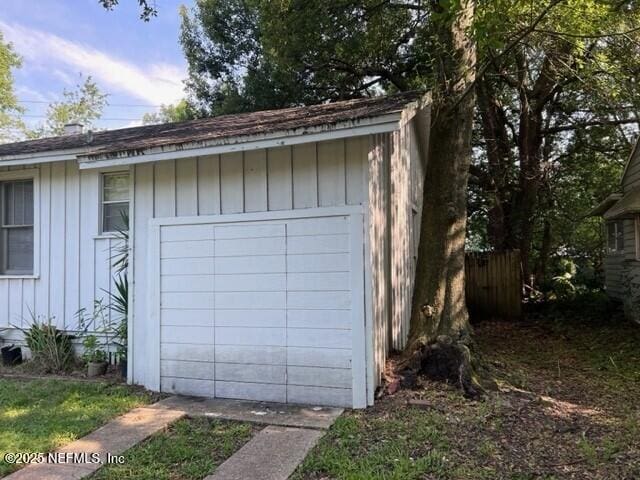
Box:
[180, 0, 640, 291]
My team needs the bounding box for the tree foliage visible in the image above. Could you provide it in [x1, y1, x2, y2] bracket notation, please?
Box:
[142, 99, 196, 125]
[0, 31, 24, 143]
[179, 0, 640, 291]
[98, 0, 157, 21]
[27, 76, 107, 139]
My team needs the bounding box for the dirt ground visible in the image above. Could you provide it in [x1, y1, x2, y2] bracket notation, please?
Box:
[297, 303, 640, 480]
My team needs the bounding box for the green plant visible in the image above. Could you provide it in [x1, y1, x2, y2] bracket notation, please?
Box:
[108, 210, 129, 363]
[82, 334, 107, 364]
[18, 315, 74, 373]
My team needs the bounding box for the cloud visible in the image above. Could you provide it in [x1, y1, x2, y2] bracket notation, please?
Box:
[0, 21, 185, 105]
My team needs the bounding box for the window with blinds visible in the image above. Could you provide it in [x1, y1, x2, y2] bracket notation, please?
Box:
[1, 179, 34, 275]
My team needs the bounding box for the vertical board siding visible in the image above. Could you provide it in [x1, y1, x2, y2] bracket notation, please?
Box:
[267, 146, 293, 211]
[132, 138, 369, 387]
[292, 143, 318, 209]
[368, 117, 427, 390]
[318, 140, 346, 207]
[197, 155, 221, 215]
[220, 152, 244, 214]
[0, 161, 119, 338]
[0, 137, 372, 390]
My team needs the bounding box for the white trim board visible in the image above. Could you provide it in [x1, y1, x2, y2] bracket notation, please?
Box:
[79, 119, 400, 170]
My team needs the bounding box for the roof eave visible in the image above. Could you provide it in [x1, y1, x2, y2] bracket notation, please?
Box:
[77, 112, 403, 170]
[589, 193, 623, 216]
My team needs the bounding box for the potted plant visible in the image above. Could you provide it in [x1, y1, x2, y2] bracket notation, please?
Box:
[82, 334, 107, 377]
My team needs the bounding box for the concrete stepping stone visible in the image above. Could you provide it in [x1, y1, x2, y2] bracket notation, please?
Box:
[3, 405, 185, 480]
[204, 426, 323, 480]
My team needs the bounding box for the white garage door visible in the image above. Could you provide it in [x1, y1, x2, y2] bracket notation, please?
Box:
[148, 209, 366, 408]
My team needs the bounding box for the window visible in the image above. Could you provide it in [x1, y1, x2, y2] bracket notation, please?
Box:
[607, 220, 624, 253]
[1, 179, 34, 275]
[101, 172, 129, 233]
[636, 216, 640, 260]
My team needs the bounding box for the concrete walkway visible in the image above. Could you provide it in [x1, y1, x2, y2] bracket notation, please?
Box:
[204, 426, 323, 480]
[3, 395, 340, 480]
[3, 404, 186, 480]
[158, 395, 343, 429]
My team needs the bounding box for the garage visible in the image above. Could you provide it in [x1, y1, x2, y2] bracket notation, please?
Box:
[147, 208, 367, 408]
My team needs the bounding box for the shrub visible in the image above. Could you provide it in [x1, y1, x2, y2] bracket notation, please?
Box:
[22, 317, 74, 373]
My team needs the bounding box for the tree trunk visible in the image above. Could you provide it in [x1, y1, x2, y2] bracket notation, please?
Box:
[404, 0, 486, 396]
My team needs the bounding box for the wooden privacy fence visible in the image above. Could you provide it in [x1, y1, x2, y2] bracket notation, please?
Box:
[465, 250, 522, 319]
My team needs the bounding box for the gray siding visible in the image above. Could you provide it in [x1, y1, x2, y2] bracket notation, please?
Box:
[623, 146, 640, 191]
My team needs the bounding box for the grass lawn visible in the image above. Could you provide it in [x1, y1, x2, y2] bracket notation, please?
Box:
[0, 379, 155, 477]
[294, 300, 640, 480]
[91, 417, 257, 480]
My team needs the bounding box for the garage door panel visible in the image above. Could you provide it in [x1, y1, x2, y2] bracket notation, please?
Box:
[162, 343, 215, 362]
[161, 326, 214, 345]
[288, 328, 352, 349]
[287, 347, 351, 369]
[287, 385, 352, 408]
[216, 309, 285, 328]
[162, 309, 213, 327]
[162, 224, 213, 242]
[214, 255, 286, 274]
[216, 381, 286, 403]
[162, 292, 214, 309]
[287, 253, 349, 273]
[216, 363, 286, 384]
[287, 272, 349, 291]
[215, 237, 285, 256]
[161, 360, 214, 380]
[161, 240, 214, 258]
[287, 234, 348, 254]
[216, 292, 285, 309]
[162, 275, 214, 293]
[162, 378, 215, 397]
[287, 217, 348, 236]
[287, 309, 351, 329]
[287, 291, 350, 309]
[215, 345, 286, 365]
[162, 257, 214, 275]
[215, 224, 284, 239]
[154, 212, 363, 408]
[214, 274, 285, 292]
[216, 327, 286, 346]
[288, 366, 352, 389]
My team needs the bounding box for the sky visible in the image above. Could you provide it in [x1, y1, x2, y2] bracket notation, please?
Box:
[1, 0, 194, 130]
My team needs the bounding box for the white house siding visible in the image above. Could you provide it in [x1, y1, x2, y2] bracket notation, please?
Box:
[0, 161, 120, 343]
[131, 137, 369, 387]
[367, 115, 427, 393]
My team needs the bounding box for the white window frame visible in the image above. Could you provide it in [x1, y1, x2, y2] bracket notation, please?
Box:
[635, 216, 640, 261]
[100, 170, 130, 235]
[606, 220, 625, 255]
[0, 169, 40, 278]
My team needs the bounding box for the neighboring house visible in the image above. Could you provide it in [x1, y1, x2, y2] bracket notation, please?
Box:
[592, 138, 640, 320]
[0, 92, 431, 408]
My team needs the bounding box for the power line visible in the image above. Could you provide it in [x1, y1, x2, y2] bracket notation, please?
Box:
[17, 99, 163, 108]
[18, 114, 142, 122]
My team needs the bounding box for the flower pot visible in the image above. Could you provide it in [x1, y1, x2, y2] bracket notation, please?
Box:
[87, 361, 108, 377]
[119, 359, 127, 379]
[1, 345, 22, 366]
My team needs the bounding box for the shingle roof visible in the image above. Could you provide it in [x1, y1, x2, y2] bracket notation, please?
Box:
[0, 91, 421, 159]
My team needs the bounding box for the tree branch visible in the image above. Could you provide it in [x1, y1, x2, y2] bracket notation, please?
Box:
[542, 117, 639, 134]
